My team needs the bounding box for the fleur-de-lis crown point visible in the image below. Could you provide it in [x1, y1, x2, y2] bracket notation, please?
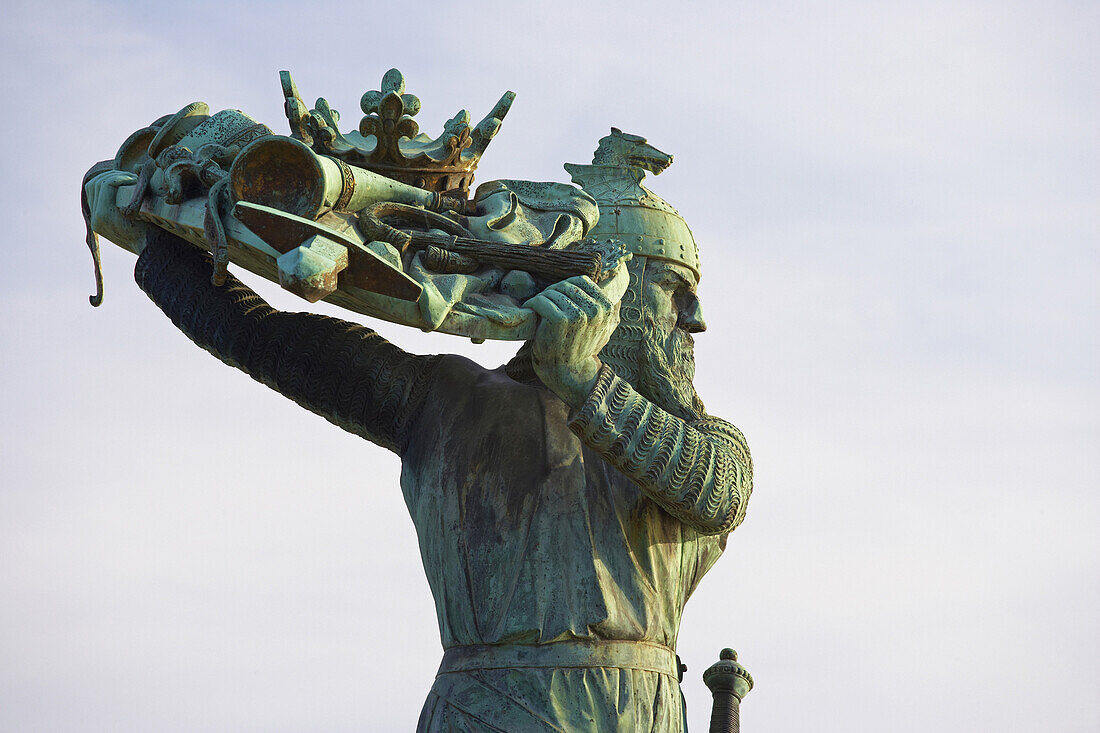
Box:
[282, 68, 514, 194]
[361, 69, 421, 118]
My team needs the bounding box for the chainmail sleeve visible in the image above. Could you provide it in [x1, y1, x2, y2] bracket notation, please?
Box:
[134, 230, 442, 454]
[568, 364, 753, 535]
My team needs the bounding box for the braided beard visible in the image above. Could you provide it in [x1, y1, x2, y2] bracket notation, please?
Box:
[505, 322, 704, 421]
[600, 314, 705, 422]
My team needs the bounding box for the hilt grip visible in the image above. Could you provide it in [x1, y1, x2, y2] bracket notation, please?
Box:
[707, 692, 740, 733]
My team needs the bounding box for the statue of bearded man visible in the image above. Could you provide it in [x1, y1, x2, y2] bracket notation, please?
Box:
[85, 129, 752, 732]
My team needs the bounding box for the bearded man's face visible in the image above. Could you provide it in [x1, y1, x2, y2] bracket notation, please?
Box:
[602, 259, 707, 421]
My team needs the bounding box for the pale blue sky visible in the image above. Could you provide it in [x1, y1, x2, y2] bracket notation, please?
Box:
[1, 1, 1097, 730]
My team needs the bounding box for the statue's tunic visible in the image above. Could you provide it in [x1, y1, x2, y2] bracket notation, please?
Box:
[136, 232, 752, 732]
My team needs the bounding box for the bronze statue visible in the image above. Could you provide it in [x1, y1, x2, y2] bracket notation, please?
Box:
[84, 69, 753, 732]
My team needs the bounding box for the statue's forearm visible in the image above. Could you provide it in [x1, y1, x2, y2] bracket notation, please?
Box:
[568, 365, 752, 535]
[135, 230, 440, 453]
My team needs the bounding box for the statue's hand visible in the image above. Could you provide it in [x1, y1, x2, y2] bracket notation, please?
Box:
[85, 170, 147, 250]
[523, 265, 627, 408]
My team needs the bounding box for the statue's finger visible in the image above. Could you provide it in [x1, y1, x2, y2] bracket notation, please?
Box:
[553, 281, 603, 318]
[84, 179, 98, 211]
[85, 171, 136, 212]
[84, 172, 112, 206]
[564, 276, 613, 310]
[89, 181, 111, 220]
[542, 289, 588, 323]
[599, 265, 630, 304]
[104, 171, 138, 188]
[88, 170, 136, 191]
[524, 294, 568, 324]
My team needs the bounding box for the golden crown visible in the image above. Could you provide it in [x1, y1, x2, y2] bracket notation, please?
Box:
[281, 69, 514, 195]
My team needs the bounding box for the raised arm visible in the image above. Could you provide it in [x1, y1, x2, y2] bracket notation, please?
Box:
[523, 272, 752, 536]
[568, 364, 752, 535]
[136, 229, 441, 454]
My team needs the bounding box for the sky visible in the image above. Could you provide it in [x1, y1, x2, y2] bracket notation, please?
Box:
[1, 0, 1097, 730]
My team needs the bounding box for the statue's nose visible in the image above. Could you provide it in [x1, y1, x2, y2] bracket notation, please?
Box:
[679, 296, 707, 333]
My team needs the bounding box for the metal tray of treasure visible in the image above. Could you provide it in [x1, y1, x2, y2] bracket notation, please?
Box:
[84, 70, 627, 342]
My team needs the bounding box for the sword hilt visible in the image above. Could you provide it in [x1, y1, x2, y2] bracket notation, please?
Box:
[703, 648, 753, 733]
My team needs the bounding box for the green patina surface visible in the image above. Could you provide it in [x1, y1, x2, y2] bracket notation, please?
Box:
[83, 69, 752, 732]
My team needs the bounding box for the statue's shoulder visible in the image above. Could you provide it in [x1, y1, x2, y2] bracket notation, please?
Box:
[426, 353, 540, 398]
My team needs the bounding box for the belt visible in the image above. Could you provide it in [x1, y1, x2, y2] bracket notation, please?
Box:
[436, 640, 679, 678]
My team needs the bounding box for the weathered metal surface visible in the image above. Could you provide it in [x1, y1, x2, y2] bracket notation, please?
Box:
[343, 241, 424, 302]
[415, 232, 607, 281]
[281, 68, 514, 194]
[232, 200, 359, 254]
[276, 233, 348, 303]
[116, 183, 278, 260]
[423, 245, 479, 274]
[110, 185, 519, 336]
[113, 126, 159, 174]
[703, 648, 753, 733]
[234, 202, 422, 302]
[146, 101, 210, 158]
[229, 135, 449, 220]
[566, 128, 701, 280]
[83, 69, 757, 732]
[87, 75, 613, 340]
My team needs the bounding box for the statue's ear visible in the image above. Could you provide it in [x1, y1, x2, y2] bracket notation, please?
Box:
[610, 127, 622, 136]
